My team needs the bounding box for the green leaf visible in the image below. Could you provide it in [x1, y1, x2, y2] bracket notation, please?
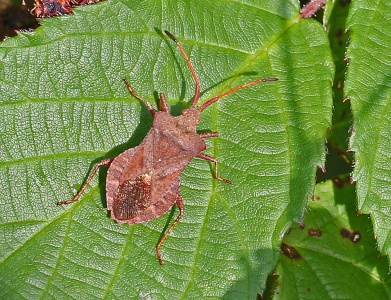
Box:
[275, 178, 391, 299]
[345, 0, 391, 260]
[0, 0, 333, 298]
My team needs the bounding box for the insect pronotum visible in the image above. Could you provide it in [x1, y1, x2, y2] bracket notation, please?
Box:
[58, 30, 278, 264]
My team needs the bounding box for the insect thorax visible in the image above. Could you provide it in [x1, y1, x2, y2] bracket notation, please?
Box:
[153, 107, 205, 154]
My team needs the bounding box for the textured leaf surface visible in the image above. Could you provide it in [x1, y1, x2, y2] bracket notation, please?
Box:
[275, 178, 391, 299]
[0, 0, 333, 298]
[345, 0, 391, 260]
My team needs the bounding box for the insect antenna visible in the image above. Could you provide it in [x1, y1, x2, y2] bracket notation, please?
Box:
[200, 77, 278, 112]
[164, 30, 201, 107]
[164, 31, 278, 113]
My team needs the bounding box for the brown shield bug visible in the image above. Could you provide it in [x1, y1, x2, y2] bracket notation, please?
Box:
[58, 30, 278, 264]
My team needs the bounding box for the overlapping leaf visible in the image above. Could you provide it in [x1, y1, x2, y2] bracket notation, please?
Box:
[275, 178, 391, 299]
[345, 0, 391, 261]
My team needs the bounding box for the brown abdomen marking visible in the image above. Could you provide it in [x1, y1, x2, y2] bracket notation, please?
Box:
[112, 173, 152, 220]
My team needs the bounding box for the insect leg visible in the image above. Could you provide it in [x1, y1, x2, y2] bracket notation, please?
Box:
[197, 153, 232, 184]
[164, 30, 201, 107]
[158, 93, 170, 113]
[57, 158, 114, 205]
[199, 132, 219, 139]
[156, 194, 184, 265]
[123, 78, 156, 117]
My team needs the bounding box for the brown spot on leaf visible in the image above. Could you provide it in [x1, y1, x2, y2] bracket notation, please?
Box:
[332, 176, 345, 188]
[281, 243, 301, 259]
[308, 228, 322, 237]
[340, 228, 361, 243]
[340, 228, 350, 238]
[351, 231, 361, 243]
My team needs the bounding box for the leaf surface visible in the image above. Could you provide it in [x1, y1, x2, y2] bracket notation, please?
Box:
[0, 0, 333, 298]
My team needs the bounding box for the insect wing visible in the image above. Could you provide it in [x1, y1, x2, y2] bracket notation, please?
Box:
[111, 175, 180, 225]
[106, 131, 181, 224]
[111, 173, 152, 221]
[106, 134, 154, 216]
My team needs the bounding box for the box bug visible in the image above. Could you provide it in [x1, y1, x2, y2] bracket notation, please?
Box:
[58, 30, 278, 264]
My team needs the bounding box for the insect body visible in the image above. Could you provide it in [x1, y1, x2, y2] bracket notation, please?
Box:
[58, 30, 278, 264]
